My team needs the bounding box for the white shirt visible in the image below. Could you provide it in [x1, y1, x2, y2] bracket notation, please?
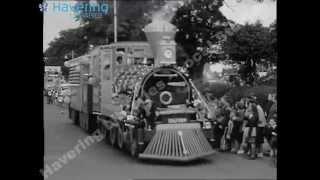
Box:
[257, 105, 267, 127]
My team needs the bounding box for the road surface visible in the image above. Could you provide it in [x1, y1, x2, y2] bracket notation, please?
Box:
[44, 100, 277, 180]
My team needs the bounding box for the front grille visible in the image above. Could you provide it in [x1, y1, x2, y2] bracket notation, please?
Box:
[139, 123, 215, 161]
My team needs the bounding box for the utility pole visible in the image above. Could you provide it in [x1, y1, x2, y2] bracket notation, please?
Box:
[113, 0, 118, 43]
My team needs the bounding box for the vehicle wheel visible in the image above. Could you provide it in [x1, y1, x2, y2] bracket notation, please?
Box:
[99, 121, 110, 144]
[130, 137, 139, 158]
[81, 116, 86, 131]
[72, 110, 79, 126]
[102, 126, 109, 144]
[109, 127, 117, 146]
[117, 127, 124, 149]
[79, 114, 84, 129]
[87, 115, 97, 134]
[68, 107, 72, 119]
[69, 108, 74, 121]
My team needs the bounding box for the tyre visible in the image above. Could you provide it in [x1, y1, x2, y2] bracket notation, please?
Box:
[109, 127, 117, 147]
[79, 114, 84, 129]
[71, 109, 79, 126]
[68, 105, 72, 119]
[130, 137, 139, 158]
[87, 115, 97, 134]
[102, 126, 109, 144]
[99, 120, 110, 144]
[117, 127, 124, 149]
[69, 108, 74, 122]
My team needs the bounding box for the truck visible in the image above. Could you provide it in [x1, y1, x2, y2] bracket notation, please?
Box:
[64, 20, 216, 162]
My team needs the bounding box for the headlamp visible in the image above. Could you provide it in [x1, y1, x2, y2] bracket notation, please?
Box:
[203, 121, 212, 129]
[127, 115, 134, 121]
[164, 49, 173, 58]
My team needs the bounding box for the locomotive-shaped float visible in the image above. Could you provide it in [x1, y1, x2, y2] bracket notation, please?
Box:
[65, 20, 215, 161]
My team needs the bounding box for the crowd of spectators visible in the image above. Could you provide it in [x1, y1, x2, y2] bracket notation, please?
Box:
[206, 93, 277, 160]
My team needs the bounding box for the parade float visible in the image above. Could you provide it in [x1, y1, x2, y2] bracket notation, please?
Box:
[64, 20, 215, 162]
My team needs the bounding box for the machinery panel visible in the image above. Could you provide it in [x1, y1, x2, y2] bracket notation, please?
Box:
[100, 48, 121, 116]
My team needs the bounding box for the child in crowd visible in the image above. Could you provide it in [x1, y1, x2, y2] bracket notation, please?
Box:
[266, 113, 277, 164]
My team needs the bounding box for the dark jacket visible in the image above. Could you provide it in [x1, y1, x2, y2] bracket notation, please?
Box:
[246, 105, 259, 127]
[267, 102, 277, 121]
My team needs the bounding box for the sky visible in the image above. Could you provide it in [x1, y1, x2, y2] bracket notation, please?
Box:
[43, 0, 277, 52]
[220, 0, 277, 26]
[43, 1, 80, 52]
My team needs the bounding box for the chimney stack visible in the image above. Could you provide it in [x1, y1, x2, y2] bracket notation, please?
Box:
[143, 20, 177, 67]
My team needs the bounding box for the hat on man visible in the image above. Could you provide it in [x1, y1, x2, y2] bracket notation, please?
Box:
[247, 95, 257, 104]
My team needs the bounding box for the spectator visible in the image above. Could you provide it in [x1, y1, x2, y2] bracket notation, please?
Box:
[229, 100, 245, 153]
[219, 97, 232, 151]
[212, 103, 225, 150]
[267, 93, 277, 121]
[239, 98, 259, 159]
[256, 98, 267, 158]
[144, 98, 156, 129]
[226, 107, 235, 151]
[46, 89, 52, 104]
[265, 113, 277, 163]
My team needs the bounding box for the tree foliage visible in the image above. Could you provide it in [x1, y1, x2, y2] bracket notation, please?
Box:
[222, 21, 276, 84]
[44, 0, 159, 77]
[44, 0, 277, 79]
[172, 0, 230, 78]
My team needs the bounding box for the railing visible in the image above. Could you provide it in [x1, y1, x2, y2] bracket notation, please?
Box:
[188, 80, 213, 117]
[68, 66, 80, 85]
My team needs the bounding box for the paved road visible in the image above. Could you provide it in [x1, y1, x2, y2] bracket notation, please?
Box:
[44, 100, 276, 180]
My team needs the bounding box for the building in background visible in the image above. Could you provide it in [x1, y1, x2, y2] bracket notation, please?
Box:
[44, 66, 62, 89]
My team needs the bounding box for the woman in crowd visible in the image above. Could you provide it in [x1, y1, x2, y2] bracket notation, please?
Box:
[219, 96, 232, 151]
[212, 98, 231, 151]
[212, 103, 224, 150]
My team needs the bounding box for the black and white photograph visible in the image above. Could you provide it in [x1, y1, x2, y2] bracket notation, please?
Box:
[42, 0, 277, 179]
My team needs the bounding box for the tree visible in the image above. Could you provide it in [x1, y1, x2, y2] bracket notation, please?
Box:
[44, 27, 89, 77]
[45, 0, 277, 79]
[74, 0, 160, 42]
[44, 0, 160, 78]
[222, 21, 275, 85]
[269, 20, 277, 64]
[172, 0, 230, 79]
